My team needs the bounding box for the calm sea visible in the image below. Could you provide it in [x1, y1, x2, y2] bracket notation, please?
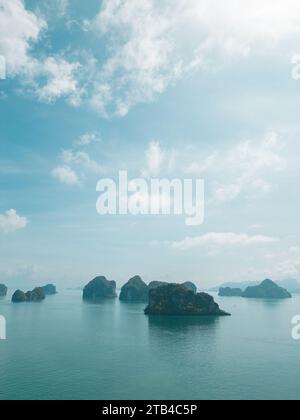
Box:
[0, 289, 300, 400]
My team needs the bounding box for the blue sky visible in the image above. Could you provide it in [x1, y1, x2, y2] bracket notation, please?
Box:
[1, 0, 300, 288]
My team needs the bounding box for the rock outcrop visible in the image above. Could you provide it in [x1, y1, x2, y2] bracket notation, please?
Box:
[242, 279, 292, 299]
[219, 287, 243, 297]
[42, 284, 57, 295]
[182, 281, 197, 293]
[0, 284, 7, 297]
[119, 276, 149, 302]
[83, 276, 117, 301]
[145, 284, 230, 316]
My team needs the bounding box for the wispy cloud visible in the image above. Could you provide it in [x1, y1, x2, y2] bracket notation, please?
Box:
[185, 131, 286, 202]
[73, 132, 101, 148]
[171, 232, 279, 250]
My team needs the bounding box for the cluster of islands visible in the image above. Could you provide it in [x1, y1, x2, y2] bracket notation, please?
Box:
[0, 276, 295, 317]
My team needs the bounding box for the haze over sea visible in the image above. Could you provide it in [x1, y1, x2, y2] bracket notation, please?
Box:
[0, 289, 300, 400]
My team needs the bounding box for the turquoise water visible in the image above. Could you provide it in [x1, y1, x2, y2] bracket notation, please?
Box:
[0, 290, 300, 400]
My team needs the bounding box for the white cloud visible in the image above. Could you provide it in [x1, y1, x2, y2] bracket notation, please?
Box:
[0, 209, 28, 233]
[171, 232, 279, 250]
[185, 0, 300, 53]
[31, 57, 82, 105]
[52, 166, 80, 185]
[0, 1, 82, 104]
[86, 0, 184, 117]
[0, 0, 46, 75]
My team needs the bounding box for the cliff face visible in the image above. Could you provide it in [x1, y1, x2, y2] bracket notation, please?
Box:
[145, 284, 230, 316]
[119, 276, 149, 302]
[219, 287, 243, 297]
[242, 279, 292, 299]
[0, 284, 7, 297]
[83, 276, 117, 301]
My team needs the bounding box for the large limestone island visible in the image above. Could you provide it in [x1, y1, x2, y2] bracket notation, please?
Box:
[119, 276, 149, 302]
[12, 287, 45, 303]
[0, 284, 7, 297]
[219, 287, 243, 297]
[145, 284, 230, 316]
[42, 284, 57, 295]
[83, 276, 117, 301]
[242, 279, 292, 299]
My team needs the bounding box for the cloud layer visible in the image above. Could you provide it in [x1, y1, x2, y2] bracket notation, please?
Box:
[3, 0, 300, 117]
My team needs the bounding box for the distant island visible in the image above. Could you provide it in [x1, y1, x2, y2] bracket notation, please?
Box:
[12, 287, 46, 303]
[0, 284, 7, 297]
[214, 278, 300, 295]
[145, 283, 230, 316]
[42, 284, 57, 295]
[218, 279, 292, 300]
[119, 276, 149, 302]
[83, 276, 117, 301]
[242, 279, 292, 299]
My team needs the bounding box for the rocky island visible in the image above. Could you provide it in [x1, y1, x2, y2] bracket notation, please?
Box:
[83, 276, 117, 301]
[12, 287, 45, 303]
[119, 276, 149, 302]
[145, 284, 230, 316]
[242, 279, 292, 299]
[0, 284, 7, 297]
[219, 287, 243, 297]
[42, 284, 57, 295]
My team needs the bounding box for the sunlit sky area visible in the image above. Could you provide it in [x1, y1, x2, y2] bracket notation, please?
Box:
[1, 0, 300, 288]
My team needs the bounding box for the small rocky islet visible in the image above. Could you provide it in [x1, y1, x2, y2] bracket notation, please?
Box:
[12, 287, 45, 303]
[83, 276, 117, 301]
[11, 284, 57, 303]
[119, 276, 149, 302]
